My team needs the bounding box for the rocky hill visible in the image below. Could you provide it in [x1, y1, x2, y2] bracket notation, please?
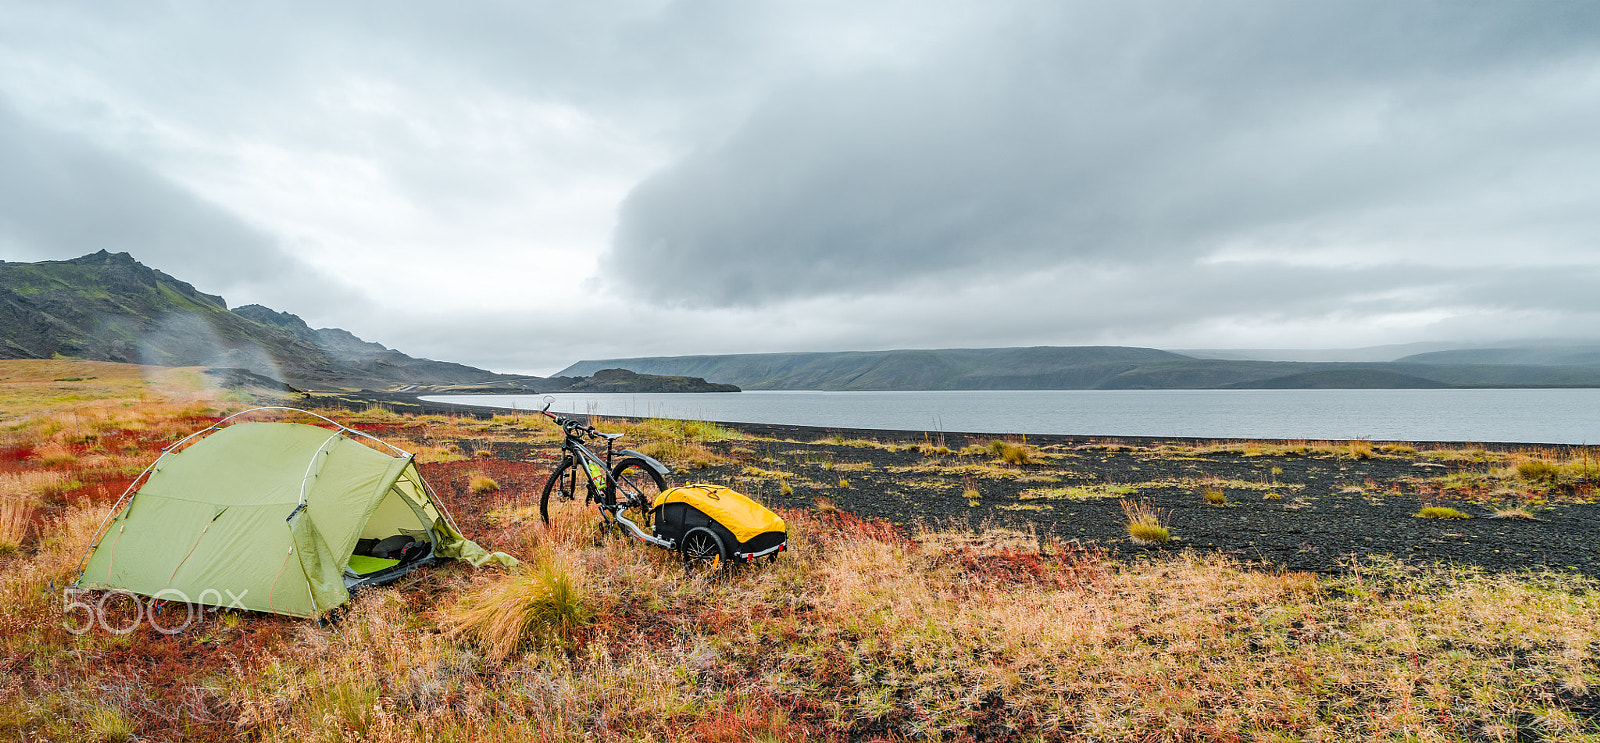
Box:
[544, 368, 739, 393]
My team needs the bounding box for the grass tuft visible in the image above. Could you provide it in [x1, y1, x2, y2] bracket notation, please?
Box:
[1202, 486, 1227, 506]
[1516, 459, 1561, 483]
[86, 705, 135, 743]
[446, 552, 593, 658]
[990, 439, 1036, 465]
[1416, 506, 1472, 519]
[634, 417, 739, 443]
[814, 496, 840, 515]
[1348, 440, 1374, 460]
[1491, 506, 1536, 519]
[468, 474, 500, 493]
[1121, 498, 1172, 544]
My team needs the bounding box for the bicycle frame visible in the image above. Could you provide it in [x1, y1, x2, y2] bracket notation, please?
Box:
[547, 408, 676, 550]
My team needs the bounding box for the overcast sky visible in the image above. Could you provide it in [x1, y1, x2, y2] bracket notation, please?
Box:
[3, 1, 1598, 375]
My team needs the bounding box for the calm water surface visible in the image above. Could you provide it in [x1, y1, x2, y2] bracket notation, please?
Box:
[423, 389, 1600, 444]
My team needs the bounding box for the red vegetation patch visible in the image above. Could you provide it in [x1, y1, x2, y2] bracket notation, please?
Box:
[349, 422, 409, 436]
[422, 459, 549, 523]
[810, 511, 911, 547]
[56, 476, 138, 509]
[89, 612, 294, 741]
[686, 688, 814, 743]
[936, 546, 1110, 591]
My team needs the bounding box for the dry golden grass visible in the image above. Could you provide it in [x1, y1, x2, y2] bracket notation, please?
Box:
[0, 496, 31, 555]
[554, 414, 740, 470]
[1018, 483, 1137, 501]
[633, 417, 739, 442]
[962, 476, 980, 507]
[913, 524, 1037, 555]
[0, 360, 244, 451]
[444, 551, 593, 658]
[1202, 484, 1227, 505]
[217, 529, 1600, 741]
[1139, 475, 1303, 492]
[1420, 447, 1600, 502]
[1516, 459, 1562, 483]
[469, 474, 500, 493]
[959, 438, 1038, 465]
[889, 459, 1060, 482]
[1121, 498, 1172, 544]
[9, 378, 1600, 741]
[11, 469, 1600, 741]
[632, 439, 722, 469]
[0, 470, 73, 500]
[1417, 506, 1473, 519]
[30, 441, 78, 467]
[813, 434, 888, 448]
[397, 440, 468, 463]
[990, 439, 1036, 465]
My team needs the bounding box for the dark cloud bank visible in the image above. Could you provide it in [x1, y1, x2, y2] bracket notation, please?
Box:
[607, 0, 1600, 333]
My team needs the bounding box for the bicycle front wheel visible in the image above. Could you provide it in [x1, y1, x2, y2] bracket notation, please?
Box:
[540, 458, 578, 526]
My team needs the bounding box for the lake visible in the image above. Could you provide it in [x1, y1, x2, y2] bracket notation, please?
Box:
[422, 389, 1600, 444]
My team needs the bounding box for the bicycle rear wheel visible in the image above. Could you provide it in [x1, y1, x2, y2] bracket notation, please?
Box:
[611, 458, 667, 533]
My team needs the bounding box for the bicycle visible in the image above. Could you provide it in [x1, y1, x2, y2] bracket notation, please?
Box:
[536, 398, 677, 550]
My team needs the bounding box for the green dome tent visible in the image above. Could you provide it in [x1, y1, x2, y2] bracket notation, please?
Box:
[75, 408, 515, 618]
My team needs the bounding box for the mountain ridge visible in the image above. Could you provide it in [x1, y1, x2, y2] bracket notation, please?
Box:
[0, 251, 736, 393]
[558, 347, 1600, 390]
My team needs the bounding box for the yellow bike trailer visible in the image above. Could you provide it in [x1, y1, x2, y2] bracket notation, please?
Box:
[651, 484, 788, 569]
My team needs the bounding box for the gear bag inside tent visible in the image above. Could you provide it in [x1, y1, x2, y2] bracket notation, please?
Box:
[74, 408, 516, 618]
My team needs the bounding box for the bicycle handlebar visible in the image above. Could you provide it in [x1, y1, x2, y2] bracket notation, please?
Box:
[537, 402, 609, 441]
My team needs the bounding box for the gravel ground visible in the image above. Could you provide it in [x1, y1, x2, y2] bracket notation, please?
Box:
[680, 423, 1600, 578]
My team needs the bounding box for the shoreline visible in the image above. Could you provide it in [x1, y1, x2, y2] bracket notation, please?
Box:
[304, 389, 1600, 452]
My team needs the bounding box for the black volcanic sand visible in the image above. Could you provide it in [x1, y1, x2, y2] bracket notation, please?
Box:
[682, 425, 1598, 579]
[315, 393, 1600, 579]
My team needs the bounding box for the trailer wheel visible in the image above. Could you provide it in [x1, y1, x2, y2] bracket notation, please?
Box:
[681, 527, 726, 578]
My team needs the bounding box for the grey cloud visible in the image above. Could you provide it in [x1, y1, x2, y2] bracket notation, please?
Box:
[607, 1, 1600, 307]
[5, 0, 1599, 370]
[0, 98, 355, 313]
